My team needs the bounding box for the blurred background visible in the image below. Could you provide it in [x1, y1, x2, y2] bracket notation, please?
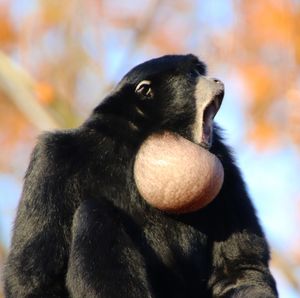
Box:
[0, 0, 300, 297]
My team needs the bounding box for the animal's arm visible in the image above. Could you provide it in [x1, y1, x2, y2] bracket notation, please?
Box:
[4, 135, 75, 297]
[67, 199, 153, 298]
[208, 229, 277, 298]
[207, 149, 277, 297]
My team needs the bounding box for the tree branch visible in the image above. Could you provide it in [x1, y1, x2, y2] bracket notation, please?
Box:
[0, 51, 61, 131]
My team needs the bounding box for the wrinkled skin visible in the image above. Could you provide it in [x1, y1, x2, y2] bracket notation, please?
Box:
[134, 131, 224, 213]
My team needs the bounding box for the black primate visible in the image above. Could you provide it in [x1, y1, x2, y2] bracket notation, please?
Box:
[4, 54, 277, 297]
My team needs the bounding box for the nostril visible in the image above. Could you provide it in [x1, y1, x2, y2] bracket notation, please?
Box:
[210, 78, 224, 89]
[212, 78, 221, 84]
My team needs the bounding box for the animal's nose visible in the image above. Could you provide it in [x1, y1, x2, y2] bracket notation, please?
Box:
[209, 78, 224, 92]
[211, 78, 222, 84]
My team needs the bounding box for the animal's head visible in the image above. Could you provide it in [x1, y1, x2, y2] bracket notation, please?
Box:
[92, 54, 225, 213]
[96, 54, 224, 149]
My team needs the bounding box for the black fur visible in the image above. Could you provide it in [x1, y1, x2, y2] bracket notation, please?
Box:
[4, 54, 277, 297]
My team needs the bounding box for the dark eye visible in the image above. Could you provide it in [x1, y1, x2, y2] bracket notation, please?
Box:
[135, 80, 153, 99]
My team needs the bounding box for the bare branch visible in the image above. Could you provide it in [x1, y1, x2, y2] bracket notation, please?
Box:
[0, 51, 61, 131]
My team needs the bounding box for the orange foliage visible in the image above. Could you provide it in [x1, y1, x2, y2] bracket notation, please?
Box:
[286, 89, 300, 145]
[235, 0, 300, 149]
[147, 28, 186, 53]
[0, 6, 17, 47]
[293, 11, 300, 64]
[240, 64, 276, 104]
[247, 121, 279, 150]
[0, 0, 297, 158]
[40, 0, 71, 26]
[239, 0, 294, 46]
[35, 82, 55, 105]
[0, 0, 299, 158]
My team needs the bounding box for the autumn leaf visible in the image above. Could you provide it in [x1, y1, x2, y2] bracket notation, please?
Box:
[40, 0, 71, 26]
[286, 89, 300, 145]
[0, 6, 16, 47]
[35, 82, 55, 105]
[247, 120, 279, 150]
[239, 0, 293, 45]
[240, 63, 277, 104]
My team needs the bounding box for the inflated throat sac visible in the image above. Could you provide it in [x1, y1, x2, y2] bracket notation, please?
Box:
[134, 131, 224, 213]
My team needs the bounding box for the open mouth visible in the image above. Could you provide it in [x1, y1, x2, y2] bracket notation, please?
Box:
[201, 90, 224, 149]
[192, 76, 224, 148]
